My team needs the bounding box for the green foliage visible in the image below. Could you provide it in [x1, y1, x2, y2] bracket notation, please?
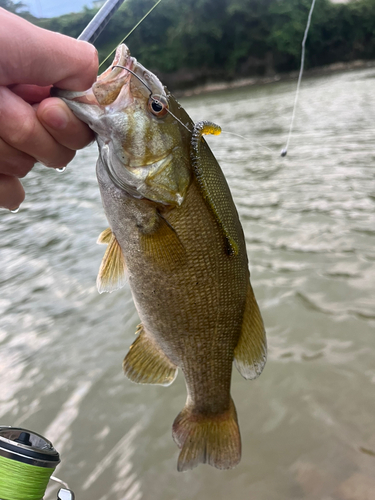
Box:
[36, 7, 97, 39]
[0, 0, 26, 13]
[3, 0, 375, 88]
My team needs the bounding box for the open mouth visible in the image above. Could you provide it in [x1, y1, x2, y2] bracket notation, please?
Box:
[96, 44, 134, 84]
[52, 44, 134, 105]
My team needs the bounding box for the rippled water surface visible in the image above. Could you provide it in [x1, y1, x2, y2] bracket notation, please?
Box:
[1, 68, 375, 500]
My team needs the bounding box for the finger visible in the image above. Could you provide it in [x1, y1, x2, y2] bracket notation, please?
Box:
[8, 84, 52, 104]
[37, 98, 95, 150]
[0, 174, 25, 210]
[0, 138, 36, 178]
[0, 10, 98, 90]
[0, 86, 76, 168]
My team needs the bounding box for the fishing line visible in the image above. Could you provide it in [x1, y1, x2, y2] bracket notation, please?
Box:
[0, 426, 74, 500]
[159, 106, 192, 133]
[112, 65, 153, 93]
[112, 64, 193, 133]
[112, 65, 275, 146]
[50, 475, 70, 489]
[0, 455, 54, 500]
[100, 0, 163, 70]
[164, 109, 192, 133]
[281, 0, 317, 157]
[221, 131, 273, 152]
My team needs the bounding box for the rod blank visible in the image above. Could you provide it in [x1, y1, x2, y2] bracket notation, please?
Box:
[78, 0, 125, 44]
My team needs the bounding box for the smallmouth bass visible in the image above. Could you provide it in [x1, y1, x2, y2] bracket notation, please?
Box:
[55, 44, 267, 471]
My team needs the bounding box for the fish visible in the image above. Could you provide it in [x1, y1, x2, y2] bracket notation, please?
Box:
[55, 43, 267, 471]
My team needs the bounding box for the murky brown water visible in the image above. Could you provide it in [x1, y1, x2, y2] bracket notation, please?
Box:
[1, 67, 375, 500]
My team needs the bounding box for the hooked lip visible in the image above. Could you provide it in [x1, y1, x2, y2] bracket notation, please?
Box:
[95, 43, 134, 87]
[51, 44, 134, 103]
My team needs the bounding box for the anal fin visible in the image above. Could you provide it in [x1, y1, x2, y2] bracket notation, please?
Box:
[97, 229, 127, 294]
[123, 324, 177, 386]
[234, 282, 267, 379]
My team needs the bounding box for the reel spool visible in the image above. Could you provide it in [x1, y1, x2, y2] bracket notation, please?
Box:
[0, 426, 74, 500]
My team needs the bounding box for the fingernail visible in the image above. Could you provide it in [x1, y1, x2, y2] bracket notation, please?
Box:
[42, 106, 69, 130]
[9, 206, 20, 213]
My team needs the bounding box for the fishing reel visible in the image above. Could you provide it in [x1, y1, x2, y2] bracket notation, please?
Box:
[0, 426, 75, 500]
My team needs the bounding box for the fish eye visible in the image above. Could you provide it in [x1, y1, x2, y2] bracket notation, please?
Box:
[152, 101, 163, 113]
[148, 95, 168, 117]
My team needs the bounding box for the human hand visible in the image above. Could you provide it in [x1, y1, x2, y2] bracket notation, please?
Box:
[0, 8, 98, 211]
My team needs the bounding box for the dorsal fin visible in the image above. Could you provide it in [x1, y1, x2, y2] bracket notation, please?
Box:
[190, 121, 239, 257]
[96, 229, 127, 294]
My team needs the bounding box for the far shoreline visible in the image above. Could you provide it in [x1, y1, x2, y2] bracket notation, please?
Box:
[174, 59, 375, 98]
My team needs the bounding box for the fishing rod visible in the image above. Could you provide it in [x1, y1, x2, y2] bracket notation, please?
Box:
[78, 0, 126, 44]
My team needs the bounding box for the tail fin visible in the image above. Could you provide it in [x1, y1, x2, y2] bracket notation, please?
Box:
[172, 399, 241, 472]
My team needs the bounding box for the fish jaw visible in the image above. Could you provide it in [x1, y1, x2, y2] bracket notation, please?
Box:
[54, 44, 191, 206]
[52, 44, 134, 141]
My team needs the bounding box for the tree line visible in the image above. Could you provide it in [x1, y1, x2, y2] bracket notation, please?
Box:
[3, 0, 375, 89]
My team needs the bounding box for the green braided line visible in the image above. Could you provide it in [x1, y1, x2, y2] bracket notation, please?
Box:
[0, 455, 55, 500]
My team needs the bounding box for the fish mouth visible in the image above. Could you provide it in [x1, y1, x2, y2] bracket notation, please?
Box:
[97, 44, 134, 83]
[52, 44, 134, 105]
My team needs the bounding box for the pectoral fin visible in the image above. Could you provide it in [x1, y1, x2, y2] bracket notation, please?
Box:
[97, 227, 112, 244]
[140, 213, 186, 270]
[96, 229, 127, 294]
[234, 283, 267, 379]
[123, 324, 177, 386]
[190, 121, 240, 257]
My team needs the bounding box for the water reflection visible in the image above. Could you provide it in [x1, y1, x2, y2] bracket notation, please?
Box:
[82, 422, 143, 500]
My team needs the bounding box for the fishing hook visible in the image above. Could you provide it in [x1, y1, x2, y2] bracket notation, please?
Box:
[111, 64, 192, 133]
[112, 65, 153, 94]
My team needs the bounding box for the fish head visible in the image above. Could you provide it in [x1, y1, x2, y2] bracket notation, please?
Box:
[55, 44, 192, 206]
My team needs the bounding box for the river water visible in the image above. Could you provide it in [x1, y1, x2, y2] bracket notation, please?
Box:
[0, 67, 374, 500]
